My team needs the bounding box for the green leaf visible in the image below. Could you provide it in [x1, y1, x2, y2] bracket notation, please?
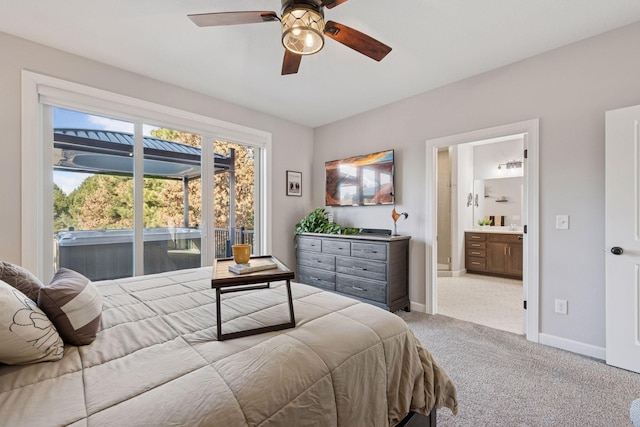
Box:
[294, 208, 361, 245]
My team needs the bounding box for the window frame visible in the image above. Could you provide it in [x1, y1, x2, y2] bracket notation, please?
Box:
[22, 71, 272, 282]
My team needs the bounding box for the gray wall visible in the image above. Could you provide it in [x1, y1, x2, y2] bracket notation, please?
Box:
[313, 22, 640, 349]
[0, 32, 314, 271]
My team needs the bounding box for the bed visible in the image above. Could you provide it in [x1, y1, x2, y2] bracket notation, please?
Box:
[0, 266, 457, 426]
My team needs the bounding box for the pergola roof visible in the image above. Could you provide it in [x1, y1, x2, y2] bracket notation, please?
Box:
[54, 128, 233, 179]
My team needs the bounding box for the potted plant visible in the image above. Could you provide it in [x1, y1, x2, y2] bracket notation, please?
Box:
[477, 218, 492, 228]
[294, 207, 361, 238]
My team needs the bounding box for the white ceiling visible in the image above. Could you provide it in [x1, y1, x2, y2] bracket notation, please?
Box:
[2, 1, 640, 127]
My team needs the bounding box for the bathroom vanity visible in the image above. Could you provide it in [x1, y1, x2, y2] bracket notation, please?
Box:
[465, 229, 523, 279]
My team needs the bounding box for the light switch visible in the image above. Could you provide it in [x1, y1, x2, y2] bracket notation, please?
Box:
[556, 215, 569, 230]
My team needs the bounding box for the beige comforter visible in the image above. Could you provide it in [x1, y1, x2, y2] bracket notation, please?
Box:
[0, 267, 457, 426]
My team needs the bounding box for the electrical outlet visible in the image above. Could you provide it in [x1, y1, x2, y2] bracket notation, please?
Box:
[555, 299, 568, 315]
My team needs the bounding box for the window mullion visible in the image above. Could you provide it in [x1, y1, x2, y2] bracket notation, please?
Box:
[133, 123, 144, 276]
[41, 106, 55, 283]
[201, 136, 215, 266]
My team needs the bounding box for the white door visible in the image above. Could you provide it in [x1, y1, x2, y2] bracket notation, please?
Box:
[605, 104, 640, 373]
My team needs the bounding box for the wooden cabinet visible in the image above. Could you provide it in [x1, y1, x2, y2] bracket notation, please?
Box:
[465, 232, 522, 279]
[296, 233, 411, 312]
[465, 233, 487, 272]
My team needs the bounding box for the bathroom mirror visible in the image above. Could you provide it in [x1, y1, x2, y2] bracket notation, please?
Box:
[473, 177, 523, 227]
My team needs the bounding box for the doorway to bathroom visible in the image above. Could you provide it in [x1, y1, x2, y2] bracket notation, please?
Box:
[437, 138, 524, 334]
[425, 119, 539, 341]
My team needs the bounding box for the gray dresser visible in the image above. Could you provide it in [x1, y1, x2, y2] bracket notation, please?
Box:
[296, 232, 411, 312]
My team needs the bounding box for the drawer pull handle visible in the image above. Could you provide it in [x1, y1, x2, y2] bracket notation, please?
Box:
[352, 286, 366, 291]
[472, 262, 480, 265]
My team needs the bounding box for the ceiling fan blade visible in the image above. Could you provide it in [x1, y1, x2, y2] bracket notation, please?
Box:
[282, 50, 302, 75]
[321, 0, 348, 9]
[188, 11, 278, 27]
[324, 21, 391, 61]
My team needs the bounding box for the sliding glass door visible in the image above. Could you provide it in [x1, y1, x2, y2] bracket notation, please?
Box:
[52, 109, 136, 280]
[51, 107, 260, 281]
[142, 126, 203, 276]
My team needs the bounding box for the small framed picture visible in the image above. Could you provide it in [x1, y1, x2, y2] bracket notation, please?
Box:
[286, 170, 302, 197]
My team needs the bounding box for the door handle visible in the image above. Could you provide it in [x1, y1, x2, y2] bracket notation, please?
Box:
[611, 246, 624, 255]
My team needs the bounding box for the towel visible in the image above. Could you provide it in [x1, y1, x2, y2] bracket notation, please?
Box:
[485, 215, 505, 226]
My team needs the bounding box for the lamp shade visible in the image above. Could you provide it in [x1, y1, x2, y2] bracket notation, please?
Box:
[281, 7, 325, 55]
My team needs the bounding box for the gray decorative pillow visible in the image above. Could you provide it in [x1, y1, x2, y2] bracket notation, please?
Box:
[0, 261, 44, 301]
[0, 280, 64, 365]
[38, 268, 103, 346]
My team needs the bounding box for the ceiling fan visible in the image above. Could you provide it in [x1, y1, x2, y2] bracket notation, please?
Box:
[188, 0, 392, 75]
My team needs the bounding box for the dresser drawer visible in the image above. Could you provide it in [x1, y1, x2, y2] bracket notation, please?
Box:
[466, 257, 486, 270]
[466, 233, 486, 242]
[322, 239, 351, 256]
[297, 236, 322, 252]
[487, 233, 523, 243]
[351, 242, 387, 261]
[297, 251, 335, 272]
[336, 275, 386, 304]
[466, 248, 486, 258]
[467, 241, 486, 250]
[336, 257, 386, 282]
[298, 267, 335, 291]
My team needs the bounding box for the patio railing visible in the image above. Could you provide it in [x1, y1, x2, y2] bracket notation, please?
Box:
[55, 227, 255, 281]
[214, 227, 255, 258]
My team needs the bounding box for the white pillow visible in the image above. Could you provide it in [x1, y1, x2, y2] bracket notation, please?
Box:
[0, 280, 64, 365]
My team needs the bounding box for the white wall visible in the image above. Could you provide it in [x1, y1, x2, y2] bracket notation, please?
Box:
[473, 138, 524, 180]
[473, 140, 525, 227]
[313, 22, 640, 349]
[481, 178, 523, 226]
[0, 32, 314, 271]
[454, 144, 474, 273]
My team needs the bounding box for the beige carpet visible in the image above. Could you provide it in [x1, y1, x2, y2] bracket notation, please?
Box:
[437, 273, 523, 334]
[399, 312, 640, 426]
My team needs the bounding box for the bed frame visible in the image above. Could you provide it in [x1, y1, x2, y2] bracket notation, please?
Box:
[398, 410, 437, 427]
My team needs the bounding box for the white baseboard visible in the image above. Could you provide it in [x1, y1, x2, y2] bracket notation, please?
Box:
[405, 307, 606, 360]
[538, 333, 606, 360]
[410, 301, 427, 313]
[436, 269, 466, 278]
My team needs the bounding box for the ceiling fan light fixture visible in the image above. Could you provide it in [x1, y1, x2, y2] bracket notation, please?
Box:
[281, 7, 325, 55]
